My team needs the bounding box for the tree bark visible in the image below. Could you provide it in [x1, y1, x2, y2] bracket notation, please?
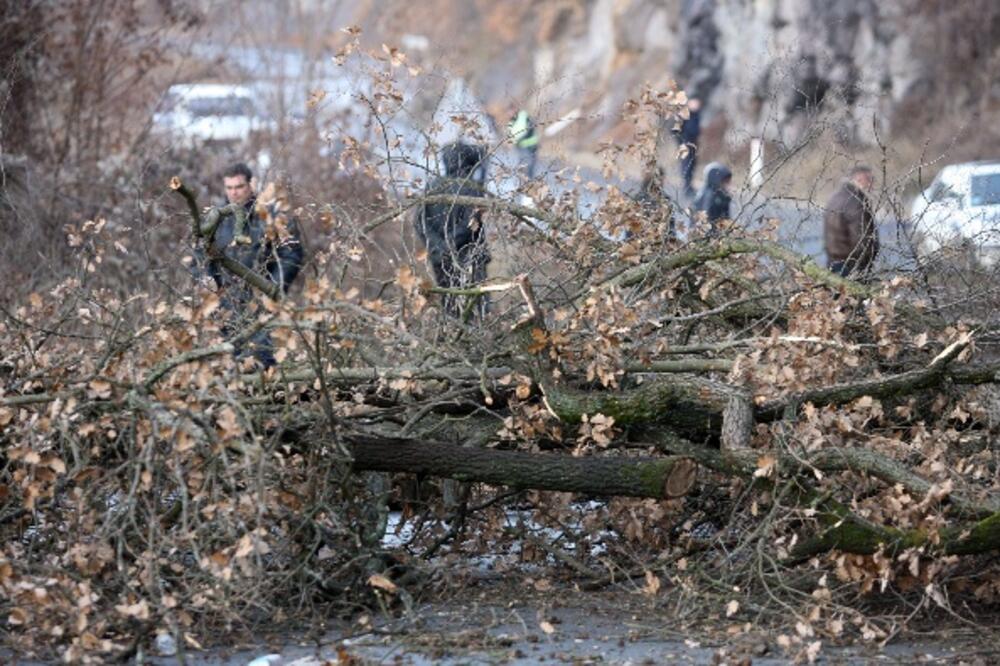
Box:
[347, 434, 697, 500]
[721, 394, 754, 451]
[541, 374, 741, 440]
[789, 503, 1000, 561]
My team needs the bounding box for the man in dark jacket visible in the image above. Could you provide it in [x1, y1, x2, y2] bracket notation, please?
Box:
[673, 97, 701, 199]
[693, 162, 732, 233]
[416, 142, 490, 318]
[823, 166, 878, 278]
[201, 162, 304, 367]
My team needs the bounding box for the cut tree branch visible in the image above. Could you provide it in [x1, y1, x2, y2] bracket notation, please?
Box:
[649, 434, 999, 519]
[756, 335, 972, 421]
[610, 239, 871, 297]
[347, 434, 697, 500]
[170, 177, 282, 301]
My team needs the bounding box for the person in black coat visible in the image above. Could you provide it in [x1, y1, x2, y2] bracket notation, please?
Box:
[673, 97, 701, 199]
[692, 162, 732, 234]
[416, 142, 490, 317]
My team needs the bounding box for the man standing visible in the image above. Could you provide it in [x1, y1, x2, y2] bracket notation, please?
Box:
[507, 109, 539, 178]
[201, 162, 304, 367]
[416, 142, 490, 318]
[674, 97, 701, 199]
[823, 166, 879, 278]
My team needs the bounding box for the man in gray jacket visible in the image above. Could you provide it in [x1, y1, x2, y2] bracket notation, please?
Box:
[824, 166, 878, 278]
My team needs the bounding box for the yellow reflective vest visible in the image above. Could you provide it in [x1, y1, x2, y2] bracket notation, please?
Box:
[507, 110, 539, 149]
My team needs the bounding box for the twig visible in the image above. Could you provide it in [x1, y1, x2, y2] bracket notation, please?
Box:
[523, 533, 601, 579]
[625, 359, 733, 374]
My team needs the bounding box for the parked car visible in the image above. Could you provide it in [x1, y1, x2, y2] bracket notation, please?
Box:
[910, 161, 1000, 264]
[153, 83, 272, 144]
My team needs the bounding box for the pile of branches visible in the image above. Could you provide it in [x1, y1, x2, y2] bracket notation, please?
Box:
[5, 91, 1000, 662]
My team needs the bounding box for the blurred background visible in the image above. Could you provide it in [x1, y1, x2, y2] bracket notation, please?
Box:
[2, 0, 999, 291]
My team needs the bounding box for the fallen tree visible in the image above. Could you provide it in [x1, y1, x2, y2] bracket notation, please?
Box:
[7, 130, 1000, 660]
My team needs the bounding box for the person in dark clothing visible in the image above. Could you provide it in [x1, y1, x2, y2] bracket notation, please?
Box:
[673, 97, 701, 199]
[416, 142, 490, 318]
[692, 162, 732, 233]
[199, 162, 304, 367]
[823, 165, 878, 278]
[634, 165, 677, 240]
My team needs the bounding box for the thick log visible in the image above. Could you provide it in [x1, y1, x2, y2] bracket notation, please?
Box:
[542, 374, 743, 441]
[536, 339, 975, 438]
[625, 359, 733, 374]
[640, 434, 1000, 557]
[721, 394, 753, 451]
[347, 434, 697, 500]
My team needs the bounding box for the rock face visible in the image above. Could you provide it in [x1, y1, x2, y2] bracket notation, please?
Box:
[587, 0, 922, 146]
[362, 0, 993, 152]
[710, 0, 921, 145]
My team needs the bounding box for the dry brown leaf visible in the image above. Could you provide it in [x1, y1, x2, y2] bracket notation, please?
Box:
[367, 574, 398, 594]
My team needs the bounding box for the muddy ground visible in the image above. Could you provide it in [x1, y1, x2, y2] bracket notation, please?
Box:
[136, 575, 997, 666]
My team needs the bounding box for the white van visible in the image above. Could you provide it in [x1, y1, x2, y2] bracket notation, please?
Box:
[910, 161, 1000, 264]
[153, 84, 271, 144]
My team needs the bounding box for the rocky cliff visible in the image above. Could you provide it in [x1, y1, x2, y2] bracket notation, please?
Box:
[341, 0, 997, 171]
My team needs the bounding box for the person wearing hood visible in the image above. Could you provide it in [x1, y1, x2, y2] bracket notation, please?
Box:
[693, 162, 732, 231]
[416, 142, 491, 318]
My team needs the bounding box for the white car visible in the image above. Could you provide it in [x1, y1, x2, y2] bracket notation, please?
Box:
[153, 83, 272, 144]
[910, 161, 1000, 264]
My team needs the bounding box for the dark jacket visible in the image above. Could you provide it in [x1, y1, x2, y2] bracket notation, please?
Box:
[204, 197, 304, 308]
[674, 108, 701, 147]
[417, 143, 490, 288]
[417, 176, 488, 283]
[693, 163, 732, 225]
[823, 181, 878, 271]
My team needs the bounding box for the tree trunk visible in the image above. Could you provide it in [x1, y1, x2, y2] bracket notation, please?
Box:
[347, 434, 697, 500]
